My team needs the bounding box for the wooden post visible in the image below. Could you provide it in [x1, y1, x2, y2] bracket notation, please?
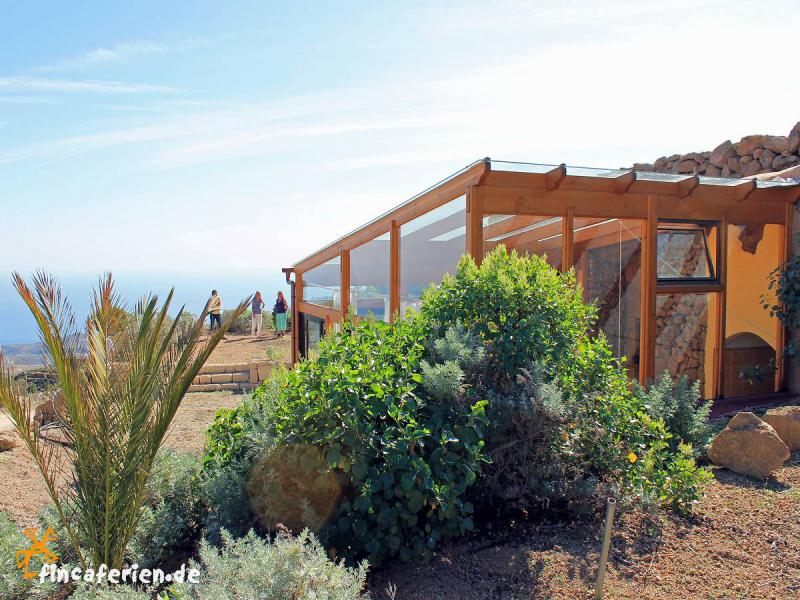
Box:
[340, 249, 350, 319]
[294, 271, 303, 364]
[562, 207, 574, 272]
[466, 186, 483, 264]
[390, 221, 400, 322]
[714, 219, 728, 399]
[776, 202, 794, 391]
[639, 196, 658, 385]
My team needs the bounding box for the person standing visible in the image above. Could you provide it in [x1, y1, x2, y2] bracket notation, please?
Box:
[251, 291, 265, 337]
[274, 291, 288, 336]
[208, 290, 222, 331]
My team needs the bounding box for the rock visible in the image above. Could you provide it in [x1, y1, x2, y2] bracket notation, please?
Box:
[667, 154, 681, 162]
[762, 406, 800, 451]
[727, 156, 741, 171]
[33, 391, 66, 428]
[759, 149, 777, 169]
[633, 162, 654, 171]
[735, 134, 767, 156]
[705, 164, 722, 177]
[740, 155, 753, 165]
[672, 159, 698, 174]
[654, 156, 668, 170]
[741, 159, 762, 177]
[0, 432, 18, 452]
[772, 154, 800, 171]
[721, 165, 732, 177]
[708, 412, 789, 479]
[763, 135, 790, 154]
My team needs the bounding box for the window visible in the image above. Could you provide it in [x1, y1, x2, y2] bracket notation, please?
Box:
[656, 222, 718, 282]
[303, 257, 341, 309]
[573, 218, 642, 377]
[350, 233, 391, 321]
[483, 214, 563, 270]
[400, 195, 466, 315]
[655, 292, 718, 399]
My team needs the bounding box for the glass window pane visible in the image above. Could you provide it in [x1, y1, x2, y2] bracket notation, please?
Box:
[303, 257, 341, 310]
[483, 214, 563, 270]
[655, 292, 719, 399]
[300, 312, 325, 358]
[350, 233, 391, 321]
[399, 195, 466, 316]
[724, 223, 781, 397]
[573, 218, 642, 378]
[657, 223, 717, 280]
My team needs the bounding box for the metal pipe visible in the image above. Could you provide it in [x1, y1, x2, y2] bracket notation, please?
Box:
[594, 497, 617, 600]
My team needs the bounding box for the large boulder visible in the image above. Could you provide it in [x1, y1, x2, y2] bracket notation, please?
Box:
[708, 412, 789, 479]
[763, 135, 790, 154]
[709, 140, 736, 168]
[735, 134, 767, 156]
[762, 406, 800, 451]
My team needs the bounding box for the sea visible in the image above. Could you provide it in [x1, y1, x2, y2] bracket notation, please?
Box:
[0, 271, 290, 347]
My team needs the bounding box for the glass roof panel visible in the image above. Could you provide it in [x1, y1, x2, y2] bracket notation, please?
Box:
[756, 179, 800, 188]
[489, 160, 559, 174]
[634, 171, 695, 183]
[697, 175, 750, 186]
[565, 166, 631, 178]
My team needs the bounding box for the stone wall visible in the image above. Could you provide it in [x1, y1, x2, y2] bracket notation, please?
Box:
[188, 359, 286, 393]
[632, 121, 800, 178]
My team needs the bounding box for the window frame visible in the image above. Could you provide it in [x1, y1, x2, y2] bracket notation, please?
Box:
[655, 219, 720, 288]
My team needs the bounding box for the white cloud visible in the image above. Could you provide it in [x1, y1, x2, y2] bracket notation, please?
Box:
[0, 77, 180, 94]
[37, 40, 168, 71]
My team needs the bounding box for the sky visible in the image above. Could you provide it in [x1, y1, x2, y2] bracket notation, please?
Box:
[1, 0, 799, 341]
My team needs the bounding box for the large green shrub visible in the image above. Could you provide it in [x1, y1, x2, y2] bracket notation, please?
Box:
[249, 315, 488, 565]
[421, 246, 711, 513]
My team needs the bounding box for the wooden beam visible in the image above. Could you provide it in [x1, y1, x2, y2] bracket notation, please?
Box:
[340, 249, 350, 318]
[715, 218, 728, 399]
[732, 179, 757, 202]
[676, 175, 699, 199]
[655, 283, 723, 294]
[562, 207, 574, 272]
[298, 301, 341, 322]
[466, 186, 483, 264]
[293, 161, 487, 272]
[776, 201, 794, 391]
[390, 221, 400, 322]
[545, 164, 567, 191]
[640, 195, 658, 385]
[613, 171, 637, 195]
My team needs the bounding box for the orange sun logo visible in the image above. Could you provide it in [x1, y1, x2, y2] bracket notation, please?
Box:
[16, 528, 59, 579]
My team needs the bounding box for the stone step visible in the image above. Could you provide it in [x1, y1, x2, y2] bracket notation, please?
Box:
[189, 359, 288, 393]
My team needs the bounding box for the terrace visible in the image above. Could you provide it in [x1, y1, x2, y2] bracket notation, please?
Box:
[285, 158, 800, 404]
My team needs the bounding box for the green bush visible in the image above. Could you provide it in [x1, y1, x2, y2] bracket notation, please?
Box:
[170, 529, 367, 599]
[127, 449, 206, 568]
[250, 315, 488, 565]
[421, 246, 711, 513]
[637, 371, 712, 452]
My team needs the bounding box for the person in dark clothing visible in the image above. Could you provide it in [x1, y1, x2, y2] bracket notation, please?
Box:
[274, 291, 288, 336]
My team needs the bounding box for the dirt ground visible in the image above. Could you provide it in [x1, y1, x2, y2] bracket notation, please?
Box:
[0, 391, 239, 528]
[200, 331, 290, 364]
[368, 457, 800, 599]
[2, 386, 800, 597]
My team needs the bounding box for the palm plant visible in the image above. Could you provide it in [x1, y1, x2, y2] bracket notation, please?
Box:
[0, 272, 248, 570]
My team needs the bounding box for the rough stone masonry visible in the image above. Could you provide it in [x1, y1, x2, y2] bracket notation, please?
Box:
[632, 121, 800, 178]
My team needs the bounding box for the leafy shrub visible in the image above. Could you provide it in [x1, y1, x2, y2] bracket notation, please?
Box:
[127, 449, 206, 567]
[251, 315, 487, 565]
[170, 529, 367, 599]
[638, 371, 712, 452]
[421, 247, 711, 513]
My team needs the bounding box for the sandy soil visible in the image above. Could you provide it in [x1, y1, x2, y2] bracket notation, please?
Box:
[368, 457, 800, 599]
[200, 332, 290, 364]
[0, 391, 239, 528]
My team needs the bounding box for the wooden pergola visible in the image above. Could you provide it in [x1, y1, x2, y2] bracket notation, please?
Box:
[285, 159, 800, 401]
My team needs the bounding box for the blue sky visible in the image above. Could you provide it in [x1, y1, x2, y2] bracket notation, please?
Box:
[1, 0, 799, 282]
